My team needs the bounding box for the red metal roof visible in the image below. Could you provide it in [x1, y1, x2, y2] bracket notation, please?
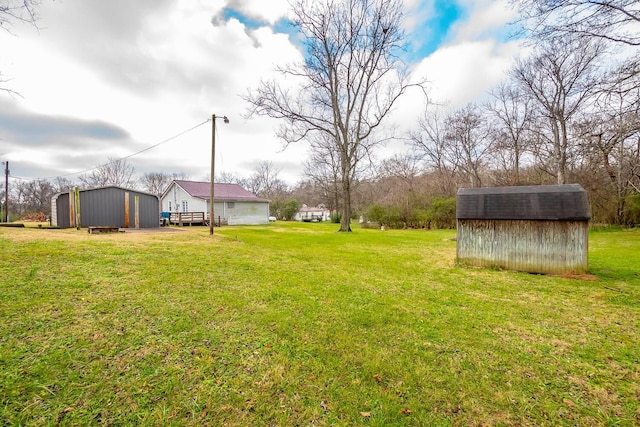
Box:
[173, 180, 267, 202]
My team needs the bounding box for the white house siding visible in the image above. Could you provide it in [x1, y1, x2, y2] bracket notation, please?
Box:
[227, 201, 269, 225]
[162, 184, 206, 213]
[206, 201, 267, 224]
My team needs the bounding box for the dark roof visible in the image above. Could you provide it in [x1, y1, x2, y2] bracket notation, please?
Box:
[456, 184, 590, 221]
[173, 180, 267, 202]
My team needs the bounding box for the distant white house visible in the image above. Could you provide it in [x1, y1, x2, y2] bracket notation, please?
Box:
[160, 180, 269, 225]
[295, 205, 331, 222]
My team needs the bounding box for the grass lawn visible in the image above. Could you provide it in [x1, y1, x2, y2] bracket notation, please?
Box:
[1, 222, 638, 426]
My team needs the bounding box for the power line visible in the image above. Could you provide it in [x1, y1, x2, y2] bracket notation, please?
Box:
[119, 118, 211, 162]
[12, 118, 211, 181]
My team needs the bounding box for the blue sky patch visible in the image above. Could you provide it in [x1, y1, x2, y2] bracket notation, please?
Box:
[224, 2, 463, 63]
[273, 18, 295, 37]
[222, 8, 265, 29]
[410, 1, 462, 60]
[223, 8, 299, 44]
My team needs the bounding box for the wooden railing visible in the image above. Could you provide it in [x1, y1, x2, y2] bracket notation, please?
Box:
[169, 212, 206, 226]
[166, 212, 228, 227]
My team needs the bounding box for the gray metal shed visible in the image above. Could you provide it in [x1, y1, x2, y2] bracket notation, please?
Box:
[456, 184, 590, 274]
[51, 186, 159, 229]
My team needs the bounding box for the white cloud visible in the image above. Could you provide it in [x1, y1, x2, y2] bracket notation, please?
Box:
[416, 39, 521, 108]
[402, 0, 436, 33]
[389, 0, 522, 136]
[1, 0, 305, 182]
[450, 0, 517, 44]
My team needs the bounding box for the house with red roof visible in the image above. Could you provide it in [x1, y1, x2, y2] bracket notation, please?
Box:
[160, 180, 269, 225]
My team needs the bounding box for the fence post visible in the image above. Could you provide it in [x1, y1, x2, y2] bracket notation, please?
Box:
[74, 187, 81, 230]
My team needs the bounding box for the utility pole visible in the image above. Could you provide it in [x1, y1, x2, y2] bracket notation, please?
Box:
[210, 114, 229, 235]
[210, 115, 216, 235]
[3, 161, 8, 223]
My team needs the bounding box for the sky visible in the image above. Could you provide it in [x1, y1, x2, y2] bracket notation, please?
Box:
[0, 0, 522, 186]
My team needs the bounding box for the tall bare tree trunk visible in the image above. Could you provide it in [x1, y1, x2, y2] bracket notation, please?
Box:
[245, 0, 419, 233]
[339, 155, 352, 231]
[340, 176, 352, 231]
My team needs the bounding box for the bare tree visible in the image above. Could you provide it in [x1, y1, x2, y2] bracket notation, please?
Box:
[245, 161, 291, 218]
[303, 132, 345, 217]
[511, 37, 604, 184]
[245, 0, 419, 231]
[512, 0, 640, 47]
[575, 85, 640, 222]
[409, 103, 493, 190]
[1, 0, 42, 95]
[512, 0, 640, 105]
[13, 178, 54, 216]
[485, 81, 534, 185]
[216, 171, 248, 188]
[246, 161, 288, 199]
[444, 104, 494, 188]
[376, 153, 427, 222]
[78, 157, 137, 189]
[51, 176, 75, 193]
[291, 179, 329, 212]
[379, 153, 421, 192]
[1, 0, 40, 29]
[409, 106, 457, 196]
[140, 172, 174, 197]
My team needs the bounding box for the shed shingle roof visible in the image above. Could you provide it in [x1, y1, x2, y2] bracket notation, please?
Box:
[456, 184, 590, 221]
[174, 180, 267, 202]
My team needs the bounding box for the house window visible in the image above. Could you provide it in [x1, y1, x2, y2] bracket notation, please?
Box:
[168, 201, 172, 211]
[228, 202, 235, 209]
[181, 200, 188, 212]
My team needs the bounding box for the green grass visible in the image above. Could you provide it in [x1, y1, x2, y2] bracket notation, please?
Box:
[1, 222, 638, 426]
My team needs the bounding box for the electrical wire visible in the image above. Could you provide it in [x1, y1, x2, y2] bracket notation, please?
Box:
[10, 118, 211, 181]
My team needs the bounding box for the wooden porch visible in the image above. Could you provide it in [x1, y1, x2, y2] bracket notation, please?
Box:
[169, 212, 207, 226]
[168, 212, 228, 227]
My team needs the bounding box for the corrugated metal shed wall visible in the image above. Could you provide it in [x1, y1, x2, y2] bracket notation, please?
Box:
[54, 193, 71, 228]
[54, 187, 159, 228]
[81, 187, 126, 227]
[135, 190, 160, 227]
[456, 219, 589, 274]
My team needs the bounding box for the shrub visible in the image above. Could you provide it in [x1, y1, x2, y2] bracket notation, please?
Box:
[281, 199, 300, 221]
[366, 204, 405, 228]
[624, 193, 640, 226]
[365, 197, 456, 230]
[425, 197, 456, 229]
